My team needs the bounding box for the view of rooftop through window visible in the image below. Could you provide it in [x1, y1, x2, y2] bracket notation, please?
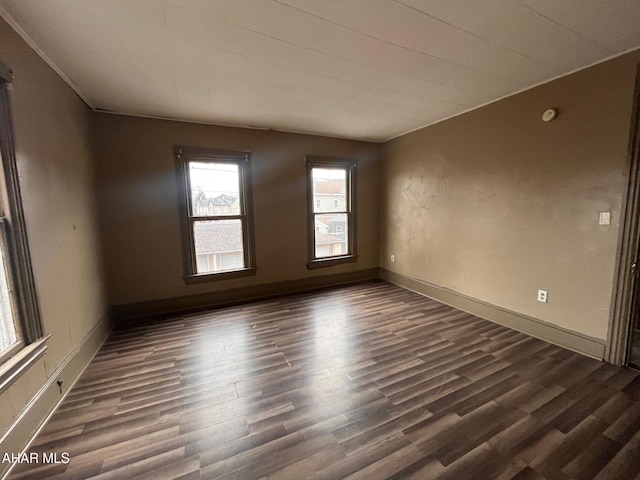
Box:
[186, 161, 350, 270]
[312, 167, 348, 258]
[188, 162, 244, 274]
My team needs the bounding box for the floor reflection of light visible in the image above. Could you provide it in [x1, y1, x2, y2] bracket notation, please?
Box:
[309, 299, 355, 402]
[199, 322, 249, 388]
[184, 312, 251, 429]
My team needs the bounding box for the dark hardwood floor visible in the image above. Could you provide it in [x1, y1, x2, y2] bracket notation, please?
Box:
[8, 281, 640, 479]
[630, 329, 640, 369]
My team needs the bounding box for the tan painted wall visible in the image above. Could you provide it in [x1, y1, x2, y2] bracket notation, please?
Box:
[92, 114, 380, 306]
[1, 9, 637, 451]
[0, 18, 108, 438]
[381, 50, 640, 341]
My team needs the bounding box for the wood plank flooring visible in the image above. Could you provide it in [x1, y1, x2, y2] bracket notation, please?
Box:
[8, 281, 640, 479]
[630, 329, 640, 369]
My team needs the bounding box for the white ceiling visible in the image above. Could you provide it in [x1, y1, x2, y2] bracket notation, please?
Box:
[1, 0, 640, 142]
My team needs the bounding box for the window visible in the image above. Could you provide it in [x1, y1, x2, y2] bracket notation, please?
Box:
[307, 156, 356, 268]
[0, 61, 47, 392]
[0, 220, 18, 354]
[175, 147, 256, 283]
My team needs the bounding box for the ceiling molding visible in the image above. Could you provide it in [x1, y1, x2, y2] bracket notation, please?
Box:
[386, 45, 640, 143]
[0, 5, 94, 110]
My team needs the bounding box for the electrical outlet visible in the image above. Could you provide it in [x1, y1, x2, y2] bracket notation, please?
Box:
[390, 254, 395, 263]
[537, 290, 548, 303]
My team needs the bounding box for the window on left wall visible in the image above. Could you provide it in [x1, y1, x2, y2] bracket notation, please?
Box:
[0, 216, 21, 354]
[0, 61, 47, 393]
[0, 218, 19, 358]
[175, 147, 257, 283]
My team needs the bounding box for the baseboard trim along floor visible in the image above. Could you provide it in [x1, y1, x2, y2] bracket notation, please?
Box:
[380, 269, 605, 360]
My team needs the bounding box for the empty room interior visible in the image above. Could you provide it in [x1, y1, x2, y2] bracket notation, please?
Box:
[2, 1, 640, 479]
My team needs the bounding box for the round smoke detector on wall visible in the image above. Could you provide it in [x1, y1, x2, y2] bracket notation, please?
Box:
[542, 108, 558, 122]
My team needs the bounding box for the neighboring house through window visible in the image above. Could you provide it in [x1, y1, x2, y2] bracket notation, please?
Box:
[306, 156, 357, 268]
[175, 147, 256, 283]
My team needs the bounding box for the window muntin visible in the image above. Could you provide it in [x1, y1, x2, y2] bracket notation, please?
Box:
[307, 157, 356, 268]
[176, 147, 256, 282]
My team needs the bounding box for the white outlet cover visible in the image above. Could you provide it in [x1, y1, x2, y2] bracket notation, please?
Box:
[537, 290, 548, 303]
[599, 212, 611, 225]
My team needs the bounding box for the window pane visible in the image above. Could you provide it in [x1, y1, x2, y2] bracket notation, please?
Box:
[312, 167, 346, 213]
[315, 213, 348, 258]
[189, 162, 241, 216]
[0, 237, 16, 353]
[193, 220, 244, 273]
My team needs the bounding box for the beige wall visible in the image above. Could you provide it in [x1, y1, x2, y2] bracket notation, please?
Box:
[1, 6, 639, 455]
[0, 17, 108, 439]
[92, 114, 380, 306]
[381, 50, 640, 341]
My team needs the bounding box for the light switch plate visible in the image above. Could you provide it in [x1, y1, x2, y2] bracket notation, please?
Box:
[599, 212, 611, 225]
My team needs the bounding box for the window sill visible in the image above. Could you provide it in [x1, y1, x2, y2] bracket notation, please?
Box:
[0, 335, 50, 395]
[307, 255, 358, 269]
[184, 267, 257, 284]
